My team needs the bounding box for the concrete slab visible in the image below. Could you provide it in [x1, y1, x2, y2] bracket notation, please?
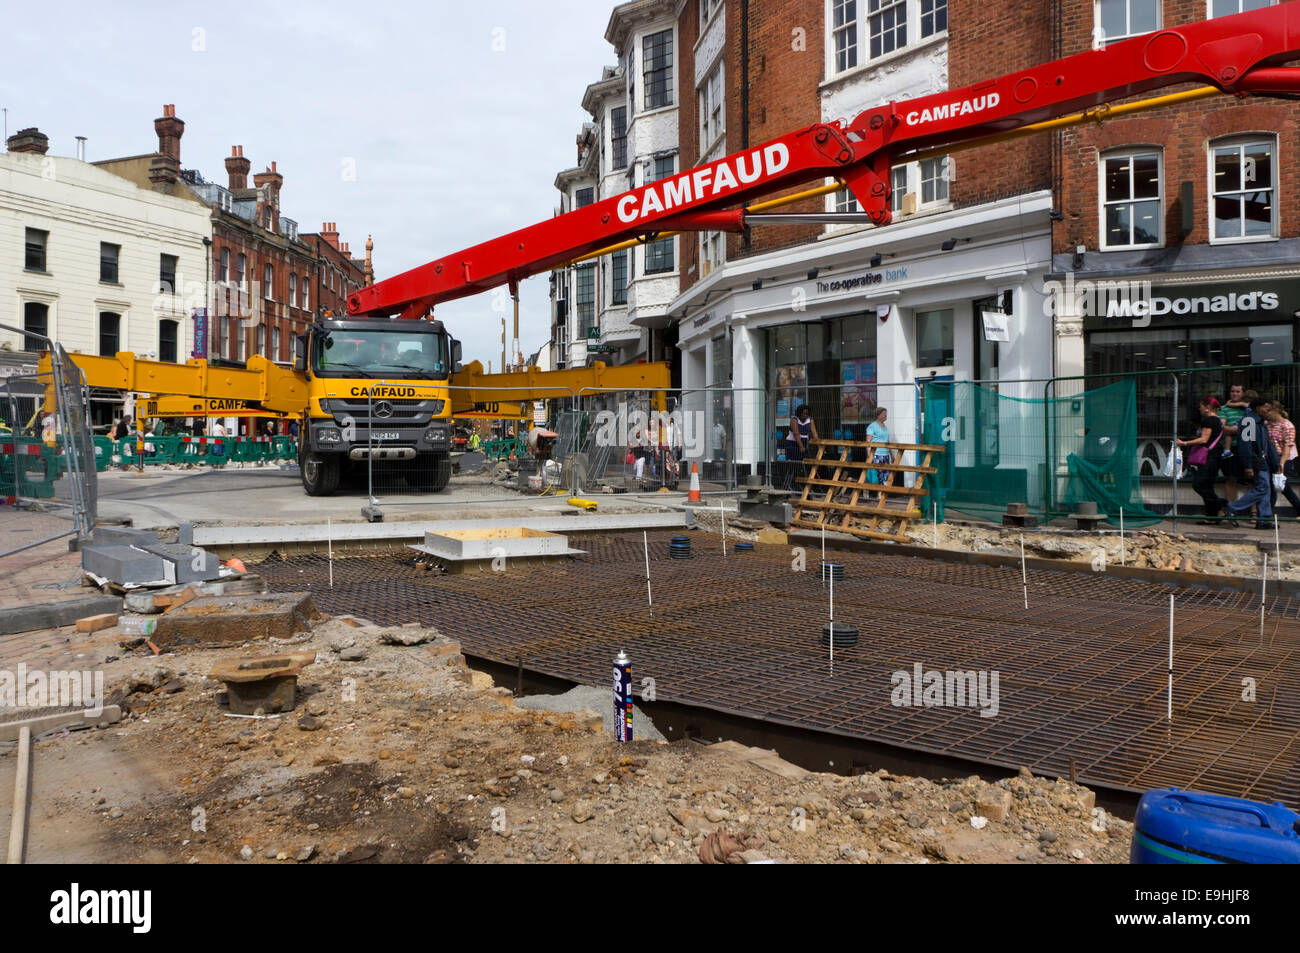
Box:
[91, 526, 159, 547]
[0, 705, 122, 742]
[193, 511, 693, 547]
[419, 527, 575, 560]
[80, 545, 168, 586]
[138, 542, 223, 583]
[152, 592, 320, 646]
[0, 595, 124, 635]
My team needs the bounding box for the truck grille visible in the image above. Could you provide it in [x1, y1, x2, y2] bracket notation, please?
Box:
[333, 398, 440, 423]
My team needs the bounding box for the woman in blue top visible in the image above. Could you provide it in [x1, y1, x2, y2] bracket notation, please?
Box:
[867, 406, 894, 487]
[788, 404, 817, 461]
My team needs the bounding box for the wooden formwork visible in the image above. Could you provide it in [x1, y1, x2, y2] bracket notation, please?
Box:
[791, 438, 944, 543]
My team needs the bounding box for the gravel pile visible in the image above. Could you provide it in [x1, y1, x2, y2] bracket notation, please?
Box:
[515, 685, 667, 742]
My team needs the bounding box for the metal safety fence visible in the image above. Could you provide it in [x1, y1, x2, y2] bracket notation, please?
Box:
[751, 362, 1300, 528]
[0, 324, 98, 558]
[566, 385, 761, 494]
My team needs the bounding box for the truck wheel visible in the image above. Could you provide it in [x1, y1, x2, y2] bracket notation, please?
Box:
[420, 452, 452, 492]
[302, 451, 340, 496]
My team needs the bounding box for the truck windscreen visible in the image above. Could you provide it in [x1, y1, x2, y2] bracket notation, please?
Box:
[315, 329, 448, 378]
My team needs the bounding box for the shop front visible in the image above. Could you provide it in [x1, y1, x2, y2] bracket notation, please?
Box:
[674, 194, 1055, 473]
[1080, 275, 1300, 479]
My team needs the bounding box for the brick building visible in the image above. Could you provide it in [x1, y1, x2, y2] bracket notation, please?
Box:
[548, 1, 1296, 478]
[301, 223, 370, 320]
[180, 146, 317, 367]
[669, 0, 1053, 468]
[98, 111, 372, 374]
[1031, 0, 1299, 402]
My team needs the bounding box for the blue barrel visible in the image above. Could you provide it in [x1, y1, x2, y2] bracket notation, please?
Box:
[1131, 787, 1300, 864]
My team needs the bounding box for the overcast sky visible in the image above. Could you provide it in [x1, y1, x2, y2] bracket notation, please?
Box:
[3, 0, 621, 368]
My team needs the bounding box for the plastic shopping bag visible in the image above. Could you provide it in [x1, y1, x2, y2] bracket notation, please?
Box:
[1161, 443, 1183, 478]
[1272, 472, 1287, 491]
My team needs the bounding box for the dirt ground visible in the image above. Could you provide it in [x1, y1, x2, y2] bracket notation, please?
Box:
[0, 615, 1132, 864]
[684, 499, 1289, 579]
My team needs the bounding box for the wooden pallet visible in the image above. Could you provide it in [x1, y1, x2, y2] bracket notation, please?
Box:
[790, 438, 945, 543]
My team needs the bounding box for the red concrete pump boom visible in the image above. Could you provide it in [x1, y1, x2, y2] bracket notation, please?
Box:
[348, 5, 1300, 320]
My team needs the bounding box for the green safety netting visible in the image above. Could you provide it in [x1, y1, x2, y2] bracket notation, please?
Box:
[922, 379, 1160, 526]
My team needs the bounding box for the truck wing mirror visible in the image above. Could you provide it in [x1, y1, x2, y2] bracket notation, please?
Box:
[293, 333, 307, 372]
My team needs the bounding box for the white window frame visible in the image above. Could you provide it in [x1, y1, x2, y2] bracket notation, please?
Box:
[1208, 135, 1278, 244]
[831, 0, 859, 74]
[642, 27, 674, 111]
[302, 277, 309, 313]
[919, 155, 950, 206]
[289, 273, 298, 308]
[890, 164, 909, 213]
[1207, 0, 1274, 18]
[869, 0, 908, 59]
[700, 0, 722, 30]
[700, 230, 724, 278]
[1099, 149, 1164, 250]
[264, 263, 274, 300]
[1094, 0, 1161, 45]
[272, 326, 281, 361]
[699, 61, 725, 157]
[827, 0, 947, 78]
[919, 0, 947, 38]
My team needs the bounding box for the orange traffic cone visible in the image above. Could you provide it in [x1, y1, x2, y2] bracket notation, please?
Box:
[687, 462, 702, 503]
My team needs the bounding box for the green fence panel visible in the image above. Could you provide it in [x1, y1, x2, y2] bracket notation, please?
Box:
[923, 379, 1159, 526]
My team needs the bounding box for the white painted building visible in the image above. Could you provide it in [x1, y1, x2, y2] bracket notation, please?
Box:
[548, 0, 680, 373]
[671, 3, 1054, 477]
[0, 134, 210, 388]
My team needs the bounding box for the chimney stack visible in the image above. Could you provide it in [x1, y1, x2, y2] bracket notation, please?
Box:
[253, 161, 284, 232]
[76, 136, 87, 161]
[154, 104, 184, 162]
[364, 235, 374, 285]
[7, 128, 49, 155]
[321, 222, 340, 250]
[225, 145, 250, 190]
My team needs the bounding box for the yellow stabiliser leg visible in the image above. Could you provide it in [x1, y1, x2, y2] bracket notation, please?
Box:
[566, 497, 598, 511]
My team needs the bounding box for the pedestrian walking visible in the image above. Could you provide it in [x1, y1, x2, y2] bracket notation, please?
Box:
[1265, 403, 1300, 516]
[1219, 384, 1251, 504]
[1177, 397, 1227, 522]
[1224, 397, 1280, 529]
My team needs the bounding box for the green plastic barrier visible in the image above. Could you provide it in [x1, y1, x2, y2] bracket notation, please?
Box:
[272, 435, 296, 461]
[92, 436, 113, 471]
[0, 438, 57, 498]
[483, 437, 525, 460]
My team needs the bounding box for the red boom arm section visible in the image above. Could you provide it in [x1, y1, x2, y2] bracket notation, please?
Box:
[349, 5, 1300, 319]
